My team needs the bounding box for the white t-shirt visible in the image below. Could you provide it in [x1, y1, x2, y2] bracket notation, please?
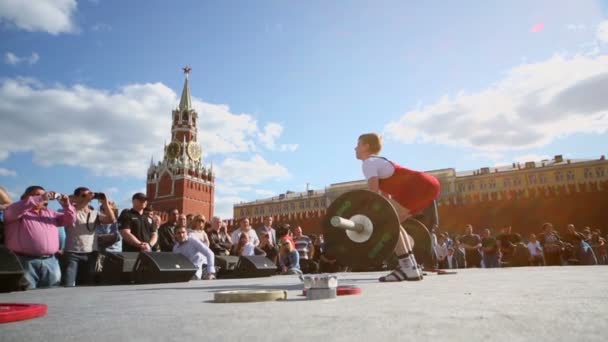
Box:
[231, 228, 260, 246]
[362, 156, 395, 180]
[65, 209, 105, 253]
[527, 241, 542, 256]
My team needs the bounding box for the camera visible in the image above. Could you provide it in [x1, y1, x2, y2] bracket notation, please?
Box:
[49, 193, 62, 201]
[93, 192, 106, 201]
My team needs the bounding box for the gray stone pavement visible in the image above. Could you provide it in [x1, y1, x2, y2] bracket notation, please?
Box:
[1, 266, 606, 342]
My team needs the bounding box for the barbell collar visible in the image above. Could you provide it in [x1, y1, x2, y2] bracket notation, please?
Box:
[330, 216, 365, 232]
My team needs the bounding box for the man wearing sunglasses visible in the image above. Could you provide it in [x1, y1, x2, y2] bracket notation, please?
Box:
[63, 187, 116, 287]
[3, 185, 75, 289]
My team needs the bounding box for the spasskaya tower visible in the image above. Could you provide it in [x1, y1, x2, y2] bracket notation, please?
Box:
[146, 67, 215, 218]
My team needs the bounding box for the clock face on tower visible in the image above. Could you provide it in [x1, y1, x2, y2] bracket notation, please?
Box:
[166, 141, 181, 159]
[187, 141, 201, 161]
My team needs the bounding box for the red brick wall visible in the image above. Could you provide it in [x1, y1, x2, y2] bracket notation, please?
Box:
[438, 183, 608, 236]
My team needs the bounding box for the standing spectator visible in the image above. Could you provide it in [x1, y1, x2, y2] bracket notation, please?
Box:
[446, 247, 459, 269]
[96, 201, 122, 252]
[460, 225, 482, 268]
[172, 225, 216, 280]
[231, 218, 259, 246]
[527, 234, 544, 266]
[496, 226, 522, 265]
[256, 216, 277, 247]
[279, 238, 301, 275]
[208, 216, 232, 255]
[481, 229, 500, 268]
[63, 187, 116, 287]
[157, 209, 179, 252]
[538, 223, 563, 266]
[435, 234, 448, 269]
[189, 214, 210, 246]
[118, 193, 157, 252]
[0, 186, 12, 244]
[453, 238, 467, 269]
[589, 231, 606, 265]
[4, 186, 75, 289]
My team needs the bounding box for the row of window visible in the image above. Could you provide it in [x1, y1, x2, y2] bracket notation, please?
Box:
[458, 167, 605, 192]
[238, 199, 323, 217]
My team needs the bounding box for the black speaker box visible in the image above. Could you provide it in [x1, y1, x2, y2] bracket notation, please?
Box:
[233, 255, 277, 278]
[215, 255, 239, 278]
[0, 246, 26, 292]
[101, 252, 139, 284]
[133, 252, 197, 284]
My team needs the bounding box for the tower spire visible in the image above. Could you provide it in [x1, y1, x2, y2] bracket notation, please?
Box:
[179, 66, 192, 111]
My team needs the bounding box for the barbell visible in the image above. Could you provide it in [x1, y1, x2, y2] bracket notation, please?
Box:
[322, 189, 434, 269]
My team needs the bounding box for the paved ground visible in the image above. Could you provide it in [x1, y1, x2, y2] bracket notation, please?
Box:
[1, 266, 606, 342]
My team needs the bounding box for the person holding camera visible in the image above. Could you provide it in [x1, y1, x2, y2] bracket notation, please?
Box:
[63, 187, 116, 287]
[3, 185, 75, 289]
[118, 193, 158, 252]
[208, 216, 232, 255]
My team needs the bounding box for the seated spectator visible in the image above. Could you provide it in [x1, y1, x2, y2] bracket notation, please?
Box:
[256, 216, 277, 247]
[172, 225, 216, 280]
[279, 238, 301, 275]
[527, 234, 544, 266]
[63, 187, 116, 287]
[231, 232, 265, 257]
[189, 214, 210, 246]
[276, 224, 294, 248]
[258, 231, 278, 264]
[208, 216, 232, 255]
[292, 226, 317, 273]
[318, 234, 340, 273]
[4, 186, 76, 289]
[156, 209, 179, 252]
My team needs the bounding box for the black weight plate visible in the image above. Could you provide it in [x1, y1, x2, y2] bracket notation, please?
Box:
[322, 190, 400, 268]
[403, 218, 434, 267]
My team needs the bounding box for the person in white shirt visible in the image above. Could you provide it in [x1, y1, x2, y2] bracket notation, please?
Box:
[527, 233, 544, 266]
[231, 218, 259, 246]
[435, 234, 449, 269]
[173, 225, 216, 280]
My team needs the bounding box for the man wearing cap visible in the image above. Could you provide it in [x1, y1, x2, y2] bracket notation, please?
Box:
[3, 185, 75, 289]
[118, 193, 158, 252]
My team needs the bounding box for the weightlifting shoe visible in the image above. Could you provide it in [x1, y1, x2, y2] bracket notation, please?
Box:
[379, 256, 423, 282]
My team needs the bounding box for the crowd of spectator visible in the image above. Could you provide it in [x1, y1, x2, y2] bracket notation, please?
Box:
[1, 185, 605, 291]
[430, 222, 607, 269]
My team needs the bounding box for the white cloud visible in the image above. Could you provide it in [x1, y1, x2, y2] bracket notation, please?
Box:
[0, 0, 78, 34]
[213, 194, 246, 219]
[257, 122, 298, 152]
[0, 77, 295, 178]
[385, 54, 608, 152]
[597, 20, 608, 43]
[511, 153, 551, 163]
[0, 167, 17, 176]
[4, 52, 39, 65]
[215, 155, 290, 185]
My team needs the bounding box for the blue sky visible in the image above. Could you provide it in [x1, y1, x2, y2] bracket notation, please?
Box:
[1, 0, 607, 218]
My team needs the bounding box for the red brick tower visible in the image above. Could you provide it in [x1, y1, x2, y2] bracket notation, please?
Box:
[146, 67, 215, 218]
